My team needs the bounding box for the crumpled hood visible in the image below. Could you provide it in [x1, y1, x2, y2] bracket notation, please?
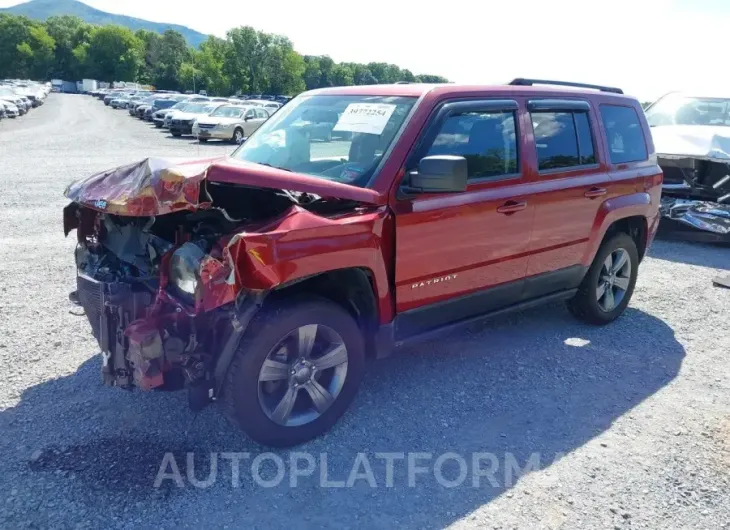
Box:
[64, 157, 384, 216]
[652, 125, 730, 160]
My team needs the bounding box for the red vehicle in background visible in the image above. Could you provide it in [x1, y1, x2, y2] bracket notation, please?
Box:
[64, 79, 662, 447]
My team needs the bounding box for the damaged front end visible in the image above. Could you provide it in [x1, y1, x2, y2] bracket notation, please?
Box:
[63, 157, 382, 407]
[657, 154, 730, 242]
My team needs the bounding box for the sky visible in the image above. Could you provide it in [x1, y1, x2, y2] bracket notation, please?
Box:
[2, 0, 730, 100]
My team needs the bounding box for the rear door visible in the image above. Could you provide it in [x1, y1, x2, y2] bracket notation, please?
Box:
[523, 99, 614, 297]
[393, 98, 535, 338]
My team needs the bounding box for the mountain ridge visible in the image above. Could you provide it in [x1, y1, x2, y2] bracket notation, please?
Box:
[0, 0, 208, 47]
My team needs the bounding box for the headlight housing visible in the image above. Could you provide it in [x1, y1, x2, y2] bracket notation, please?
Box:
[169, 243, 206, 303]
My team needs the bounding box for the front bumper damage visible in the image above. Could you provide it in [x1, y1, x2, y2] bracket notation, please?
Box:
[657, 154, 730, 242]
[63, 157, 384, 407]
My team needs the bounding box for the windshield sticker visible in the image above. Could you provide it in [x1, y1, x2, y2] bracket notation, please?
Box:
[339, 163, 366, 182]
[333, 103, 397, 135]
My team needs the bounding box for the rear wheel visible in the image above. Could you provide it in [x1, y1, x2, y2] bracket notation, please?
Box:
[567, 233, 638, 325]
[198, 138, 208, 143]
[171, 131, 182, 137]
[223, 298, 365, 447]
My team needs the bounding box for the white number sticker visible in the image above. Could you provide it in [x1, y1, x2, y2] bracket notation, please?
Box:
[333, 103, 397, 135]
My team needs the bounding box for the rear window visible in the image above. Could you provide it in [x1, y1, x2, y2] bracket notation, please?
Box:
[599, 105, 648, 164]
[531, 111, 596, 171]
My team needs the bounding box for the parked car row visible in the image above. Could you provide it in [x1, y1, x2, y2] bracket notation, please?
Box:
[89, 88, 283, 143]
[0, 80, 51, 120]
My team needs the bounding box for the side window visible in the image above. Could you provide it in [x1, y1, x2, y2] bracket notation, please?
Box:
[245, 109, 256, 119]
[531, 111, 596, 171]
[256, 108, 268, 119]
[599, 105, 648, 164]
[425, 111, 518, 179]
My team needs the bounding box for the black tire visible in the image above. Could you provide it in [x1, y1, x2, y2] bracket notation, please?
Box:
[232, 128, 244, 144]
[171, 131, 182, 137]
[199, 138, 208, 143]
[567, 233, 639, 325]
[223, 297, 365, 447]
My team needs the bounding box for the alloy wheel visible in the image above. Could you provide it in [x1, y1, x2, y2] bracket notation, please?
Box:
[257, 324, 349, 427]
[596, 248, 631, 312]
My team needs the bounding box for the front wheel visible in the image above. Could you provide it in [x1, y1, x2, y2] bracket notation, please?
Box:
[567, 233, 639, 325]
[223, 298, 365, 447]
[232, 128, 244, 144]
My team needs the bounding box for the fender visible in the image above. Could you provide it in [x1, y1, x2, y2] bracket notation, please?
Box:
[217, 205, 395, 324]
[581, 192, 651, 267]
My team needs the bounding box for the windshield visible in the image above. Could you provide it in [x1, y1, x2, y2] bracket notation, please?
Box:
[183, 103, 213, 114]
[231, 94, 417, 187]
[211, 106, 244, 118]
[646, 94, 730, 127]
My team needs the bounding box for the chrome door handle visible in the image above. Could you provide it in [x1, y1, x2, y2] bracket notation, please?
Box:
[584, 187, 607, 199]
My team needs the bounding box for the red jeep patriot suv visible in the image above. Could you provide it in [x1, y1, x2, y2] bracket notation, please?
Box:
[64, 79, 662, 447]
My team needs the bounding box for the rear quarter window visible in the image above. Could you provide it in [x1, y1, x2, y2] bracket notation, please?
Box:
[599, 105, 648, 164]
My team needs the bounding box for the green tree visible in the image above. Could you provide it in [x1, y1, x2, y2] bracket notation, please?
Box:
[330, 63, 354, 86]
[263, 36, 305, 94]
[225, 26, 271, 93]
[135, 29, 161, 85]
[155, 29, 188, 90]
[317, 56, 335, 88]
[86, 25, 143, 82]
[302, 55, 321, 90]
[0, 14, 450, 92]
[416, 74, 449, 83]
[0, 14, 55, 79]
[194, 36, 231, 96]
[45, 16, 91, 80]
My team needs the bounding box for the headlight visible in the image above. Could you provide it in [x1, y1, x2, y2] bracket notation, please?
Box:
[169, 243, 206, 302]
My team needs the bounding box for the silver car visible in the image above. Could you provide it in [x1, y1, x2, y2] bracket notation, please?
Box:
[192, 105, 270, 143]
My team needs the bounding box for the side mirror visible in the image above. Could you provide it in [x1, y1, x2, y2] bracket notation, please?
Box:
[406, 155, 468, 193]
[245, 115, 253, 121]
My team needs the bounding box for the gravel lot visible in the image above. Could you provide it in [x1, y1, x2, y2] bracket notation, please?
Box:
[0, 94, 729, 530]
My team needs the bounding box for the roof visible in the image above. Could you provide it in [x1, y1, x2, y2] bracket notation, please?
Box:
[306, 83, 637, 101]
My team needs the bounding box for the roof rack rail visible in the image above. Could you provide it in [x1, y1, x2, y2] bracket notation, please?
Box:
[508, 78, 624, 94]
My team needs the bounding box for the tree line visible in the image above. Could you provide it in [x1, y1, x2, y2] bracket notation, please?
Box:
[0, 13, 449, 96]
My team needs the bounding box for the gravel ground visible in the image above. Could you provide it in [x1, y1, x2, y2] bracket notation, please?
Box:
[0, 94, 729, 530]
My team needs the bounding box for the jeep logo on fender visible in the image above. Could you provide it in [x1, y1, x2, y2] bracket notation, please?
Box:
[412, 274, 458, 289]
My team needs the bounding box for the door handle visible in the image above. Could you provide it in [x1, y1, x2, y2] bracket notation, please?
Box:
[584, 187, 607, 199]
[497, 200, 527, 215]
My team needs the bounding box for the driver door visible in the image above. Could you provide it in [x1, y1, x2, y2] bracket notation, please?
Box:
[393, 99, 535, 339]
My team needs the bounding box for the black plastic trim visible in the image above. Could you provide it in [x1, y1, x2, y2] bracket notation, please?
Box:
[394, 265, 587, 342]
[510, 78, 623, 94]
[395, 289, 578, 347]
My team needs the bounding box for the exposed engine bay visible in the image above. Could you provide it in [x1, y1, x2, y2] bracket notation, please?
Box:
[651, 127, 730, 241]
[63, 157, 372, 403]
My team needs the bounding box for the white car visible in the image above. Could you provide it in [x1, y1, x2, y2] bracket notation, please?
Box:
[245, 99, 282, 114]
[192, 105, 271, 143]
[0, 100, 19, 118]
[168, 102, 224, 137]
